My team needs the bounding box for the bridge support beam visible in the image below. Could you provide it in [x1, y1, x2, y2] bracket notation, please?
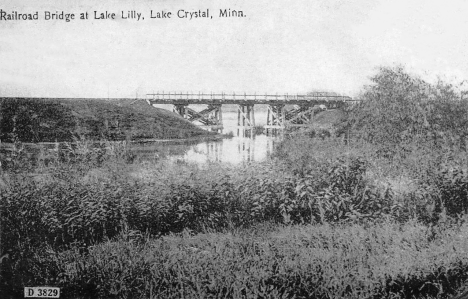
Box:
[285, 105, 317, 126]
[265, 104, 285, 133]
[173, 104, 188, 118]
[173, 103, 223, 132]
[237, 104, 255, 128]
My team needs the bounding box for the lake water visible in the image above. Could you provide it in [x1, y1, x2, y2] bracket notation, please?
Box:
[144, 104, 284, 164]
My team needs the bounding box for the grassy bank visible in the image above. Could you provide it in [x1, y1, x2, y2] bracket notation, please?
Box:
[0, 98, 212, 142]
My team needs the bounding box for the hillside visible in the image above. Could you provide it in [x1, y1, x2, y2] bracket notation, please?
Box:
[0, 98, 212, 143]
[312, 109, 345, 129]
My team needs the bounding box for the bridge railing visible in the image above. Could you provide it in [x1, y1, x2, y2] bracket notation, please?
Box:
[146, 92, 352, 102]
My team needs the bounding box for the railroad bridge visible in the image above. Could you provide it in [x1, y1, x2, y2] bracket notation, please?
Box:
[147, 92, 353, 131]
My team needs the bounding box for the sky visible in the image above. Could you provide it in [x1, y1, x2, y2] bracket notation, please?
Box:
[0, 0, 467, 98]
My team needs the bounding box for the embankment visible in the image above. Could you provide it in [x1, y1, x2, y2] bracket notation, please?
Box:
[0, 98, 214, 142]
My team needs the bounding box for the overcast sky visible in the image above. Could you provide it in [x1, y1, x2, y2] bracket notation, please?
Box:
[1, 0, 467, 98]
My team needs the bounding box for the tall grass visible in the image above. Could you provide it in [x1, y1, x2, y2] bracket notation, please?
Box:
[15, 219, 468, 298]
[0, 138, 401, 297]
[2, 137, 468, 297]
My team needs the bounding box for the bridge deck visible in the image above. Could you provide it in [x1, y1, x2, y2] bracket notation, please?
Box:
[147, 92, 352, 105]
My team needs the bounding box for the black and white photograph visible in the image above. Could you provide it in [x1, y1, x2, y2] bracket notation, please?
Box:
[1, 0, 468, 298]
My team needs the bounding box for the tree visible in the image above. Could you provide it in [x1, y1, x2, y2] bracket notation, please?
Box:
[339, 66, 468, 155]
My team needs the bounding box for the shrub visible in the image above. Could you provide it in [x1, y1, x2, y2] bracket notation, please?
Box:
[338, 66, 468, 156]
[436, 165, 468, 217]
[412, 163, 468, 222]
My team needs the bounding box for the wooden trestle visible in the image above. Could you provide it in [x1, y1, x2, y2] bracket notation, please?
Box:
[237, 104, 255, 128]
[147, 92, 352, 131]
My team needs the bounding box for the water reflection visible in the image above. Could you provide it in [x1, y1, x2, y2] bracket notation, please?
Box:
[167, 130, 281, 165]
[205, 142, 222, 162]
[237, 130, 254, 162]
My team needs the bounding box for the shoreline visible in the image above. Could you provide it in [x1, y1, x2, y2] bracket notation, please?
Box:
[0, 133, 233, 150]
[132, 133, 231, 144]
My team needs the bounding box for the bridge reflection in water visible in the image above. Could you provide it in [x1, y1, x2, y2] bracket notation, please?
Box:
[237, 129, 255, 162]
[175, 128, 281, 165]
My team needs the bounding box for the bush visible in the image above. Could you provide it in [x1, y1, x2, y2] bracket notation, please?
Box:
[339, 66, 468, 156]
[436, 165, 468, 216]
[411, 163, 468, 222]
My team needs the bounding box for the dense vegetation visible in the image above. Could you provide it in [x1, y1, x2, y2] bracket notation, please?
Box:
[1, 66, 468, 298]
[0, 98, 211, 142]
[339, 66, 468, 154]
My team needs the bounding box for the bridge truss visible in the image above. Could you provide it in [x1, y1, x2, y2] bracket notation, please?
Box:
[173, 104, 223, 131]
[147, 92, 352, 131]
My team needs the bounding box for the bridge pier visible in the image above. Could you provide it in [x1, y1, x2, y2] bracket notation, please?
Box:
[265, 104, 285, 133]
[237, 104, 255, 128]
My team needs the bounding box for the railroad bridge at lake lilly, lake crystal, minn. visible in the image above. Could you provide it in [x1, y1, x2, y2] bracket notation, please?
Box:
[146, 92, 355, 131]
